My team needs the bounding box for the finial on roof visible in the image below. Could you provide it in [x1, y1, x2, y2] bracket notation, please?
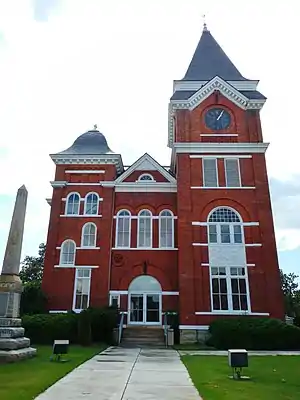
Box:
[202, 14, 208, 31]
[93, 124, 97, 130]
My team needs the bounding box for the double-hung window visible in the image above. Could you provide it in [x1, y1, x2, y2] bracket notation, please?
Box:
[73, 268, 91, 311]
[225, 158, 241, 187]
[208, 208, 243, 244]
[203, 158, 218, 187]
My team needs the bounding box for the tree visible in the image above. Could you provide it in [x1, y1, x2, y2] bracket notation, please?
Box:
[19, 243, 45, 285]
[19, 243, 47, 315]
[280, 269, 300, 317]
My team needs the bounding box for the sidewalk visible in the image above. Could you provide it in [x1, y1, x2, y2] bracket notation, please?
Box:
[36, 347, 201, 399]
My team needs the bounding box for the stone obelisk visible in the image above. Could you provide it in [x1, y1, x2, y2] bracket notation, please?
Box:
[0, 185, 36, 363]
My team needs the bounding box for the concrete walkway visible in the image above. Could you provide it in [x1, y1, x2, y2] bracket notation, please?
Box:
[36, 346, 201, 400]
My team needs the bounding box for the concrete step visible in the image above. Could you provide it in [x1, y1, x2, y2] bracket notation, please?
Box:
[121, 327, 165, 347]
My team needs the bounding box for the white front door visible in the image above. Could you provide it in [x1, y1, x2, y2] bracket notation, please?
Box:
[128, 293, 161, 325]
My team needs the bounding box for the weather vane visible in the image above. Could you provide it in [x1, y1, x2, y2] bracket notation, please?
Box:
[202, 14, 208, 31]
[94, 124, 97, 130]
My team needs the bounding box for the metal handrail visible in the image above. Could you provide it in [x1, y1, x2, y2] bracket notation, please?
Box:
[118, 312, 125, 345]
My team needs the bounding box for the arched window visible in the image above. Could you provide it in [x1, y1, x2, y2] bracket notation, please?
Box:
[81, 223, 97, 247]
[65, 193, 80, 215]
[138, 174, 155, 181]
[60, 240, 76, 265]
[84, 193, 99, 215]
[116, 210, 131, 248]
[159, 210, 174, 248]
[138, 210, 152, 248]
[207, 207, 243, 244]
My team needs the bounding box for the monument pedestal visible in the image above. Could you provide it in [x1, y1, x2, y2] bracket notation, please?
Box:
[0, 275, 36, 363]
[0, 317, 36, 363]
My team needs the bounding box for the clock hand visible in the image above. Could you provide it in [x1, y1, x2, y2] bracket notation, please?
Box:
[217, 110, 224, 121]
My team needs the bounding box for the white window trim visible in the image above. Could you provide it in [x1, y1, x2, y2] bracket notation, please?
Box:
[208, 223, 244, 245]
[137, 173, 156, 182]
[60, 214, 103, 218]
[109, 294, 120, 307]
[191, 186, 255, 189]
[54, 265, 99, 268]
[158, 210, 174, 248]
[115, 209, 132, 248]
[209, 266, 251, 313]
[224, 158, 241, 187]
[81, 222, 97, 248]
[84, 192, 100, 215]
[72, 268, 92, 313]
[65, 192, 81, 215]
[59, 239, 76, 266]
[137, 210, 153, 248]
[202, 158, 218, 187]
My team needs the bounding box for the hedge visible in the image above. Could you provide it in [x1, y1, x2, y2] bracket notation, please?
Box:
[22, 307, 118, 345]
[207, 317, 300, 350]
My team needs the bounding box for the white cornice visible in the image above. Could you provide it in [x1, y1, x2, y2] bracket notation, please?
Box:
[173, 79, 259, 92]
[101, 181, 177, 193]
[65, 170, 105, 174]
[168, 76, 266, 147]
[46, 198, 52, 206]
[173, 142, 269, 154]
[115, 153, 176, 184]
[50, 153, 124, 174]
[50, 180, 67, 188]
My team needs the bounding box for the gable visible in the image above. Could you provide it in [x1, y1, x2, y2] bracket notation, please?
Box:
[115, 153, 176, 184]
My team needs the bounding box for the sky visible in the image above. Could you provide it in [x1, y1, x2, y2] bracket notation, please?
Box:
[0, 0, 300, 277]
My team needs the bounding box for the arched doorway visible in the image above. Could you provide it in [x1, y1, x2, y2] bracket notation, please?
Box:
[128, 275, 162, 325]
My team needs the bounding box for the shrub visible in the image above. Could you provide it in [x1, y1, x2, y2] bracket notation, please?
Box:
[20, 283, 47, 315]
[207, 317, 300, 350]
[22, 306, 118, 345]
[22, 313, 78, 344]
[87, 306, 118, 345]
[78, 310, 92, 346]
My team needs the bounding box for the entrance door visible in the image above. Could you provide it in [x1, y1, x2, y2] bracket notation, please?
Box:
[128, 275, 162, 325]
[129, 294, 144, 323]
[145, 294, 160, 323]
[128, 293, 161, 325]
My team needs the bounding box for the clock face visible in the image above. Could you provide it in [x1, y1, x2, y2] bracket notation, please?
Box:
[204, 108, 231, 130]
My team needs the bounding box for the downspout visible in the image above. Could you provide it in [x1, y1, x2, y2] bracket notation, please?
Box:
[107, 185, 115, 303]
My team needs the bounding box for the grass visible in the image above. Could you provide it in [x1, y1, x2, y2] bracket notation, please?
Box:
[0, 344, 106, 400]
[182, 355, 300, 400]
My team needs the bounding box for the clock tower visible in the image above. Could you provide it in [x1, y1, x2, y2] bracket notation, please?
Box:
[169, 24, 284, 339]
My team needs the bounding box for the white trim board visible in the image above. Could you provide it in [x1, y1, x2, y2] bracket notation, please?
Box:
[191, 186, 255, 190]
[54, 265, 99, 268]
[174, 142, 269, 154]
[192, 222, 259, 227]
[108, 290, 179, 295]
[111, 247, 178, 251]
[200, 134, 238, 137]
[192, 243, 262, 247]
[173, 79, 259, 92]
[195, 312, 269, 316]
[59, 214, 103, 218]
[65, 170, 105, 174]
[190, 154, 252, 159]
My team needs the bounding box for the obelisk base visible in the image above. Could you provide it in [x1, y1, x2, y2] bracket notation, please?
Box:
[0, 317, 36, 363]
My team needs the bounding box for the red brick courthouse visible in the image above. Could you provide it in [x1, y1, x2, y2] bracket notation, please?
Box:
[42, 25, 284, 341]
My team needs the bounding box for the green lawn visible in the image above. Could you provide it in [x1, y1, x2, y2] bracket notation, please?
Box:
[182, 355, 300, 400]
[0, 344, 106, 400]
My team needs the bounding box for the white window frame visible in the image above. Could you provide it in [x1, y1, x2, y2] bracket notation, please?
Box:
[202, 158, 218, 187]
[207, 207, 243, 244]
[137, 173, 155, 182]
[72, 268, 92, 312]
[84, 192, 100, 215]
[137, 209, 153, 248]
[159, 210, 174, 248]
[115, 209, 131, 248]
[81, 222, 97, 248]
[210, 266, 251, 312]
[109, 294, 120, 308]
[224, 158, 241, 187]
[59, 239, 76, 265]
[65, 192, 80, 215]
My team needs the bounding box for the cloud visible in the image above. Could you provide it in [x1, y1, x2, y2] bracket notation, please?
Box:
[270, 177, 300, 251]
[32, 0, 61, 22]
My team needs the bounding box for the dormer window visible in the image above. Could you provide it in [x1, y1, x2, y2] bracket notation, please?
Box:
[138, 174, 155, 182]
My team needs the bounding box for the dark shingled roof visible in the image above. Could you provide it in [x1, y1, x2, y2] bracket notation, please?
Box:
[57, 129, 113, 155]
[170, 90, 266, 101]
[183, 28, 248, 81]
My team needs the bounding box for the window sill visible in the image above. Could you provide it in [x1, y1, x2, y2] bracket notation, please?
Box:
[111, 247, 178, 251]
[54, 265, 99, 268]
[60, 214, 102, 218]
[195, 311, 269, 316]
[191, 186, 255, 190]
[76, 247, 100, 250]
[192, 243, 262, 247]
